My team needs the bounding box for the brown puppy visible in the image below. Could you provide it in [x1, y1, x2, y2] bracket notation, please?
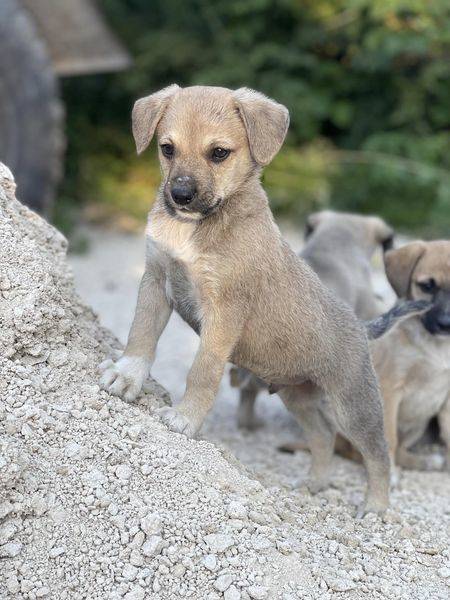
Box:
[372, 241, 450, 471]
[232, 210, 394, 430]
[99, 85, 391, 515]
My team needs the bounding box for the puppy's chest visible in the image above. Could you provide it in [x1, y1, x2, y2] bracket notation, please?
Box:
[399, 337, 450, 423]
[147, 216, 200, 265]
[147, 216, 217, 324]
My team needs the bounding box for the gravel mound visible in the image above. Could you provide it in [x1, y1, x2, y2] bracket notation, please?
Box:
[1, 163, 449, 600]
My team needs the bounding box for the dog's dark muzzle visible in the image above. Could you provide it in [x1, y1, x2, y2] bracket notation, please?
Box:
[422, 306, 450, 335]
[170, 175, 197, 206]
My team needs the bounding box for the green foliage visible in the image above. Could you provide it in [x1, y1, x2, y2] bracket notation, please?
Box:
[61, 0, 450, 235]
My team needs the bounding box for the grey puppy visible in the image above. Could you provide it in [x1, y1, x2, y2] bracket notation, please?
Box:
[99, 84, 419, 515]
[231, 209, 395, 430]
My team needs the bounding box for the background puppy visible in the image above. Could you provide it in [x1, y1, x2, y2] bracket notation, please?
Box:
[372, 241, 450, 471]
[99, 84, 392, 515]
[232, 209, 394, 430]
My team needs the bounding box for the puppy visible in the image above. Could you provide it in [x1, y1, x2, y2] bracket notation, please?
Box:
[232, 210, 394, 430]
[99, 84, 392, 515]
[372, 241, 450, 471]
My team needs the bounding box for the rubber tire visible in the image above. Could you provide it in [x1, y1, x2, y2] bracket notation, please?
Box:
[0, 0, 64, 215]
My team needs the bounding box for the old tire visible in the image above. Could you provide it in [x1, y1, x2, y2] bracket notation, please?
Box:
[0, 0, 64, 215]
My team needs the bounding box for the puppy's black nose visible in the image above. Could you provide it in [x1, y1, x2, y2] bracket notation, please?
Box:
[437, 313, 450, 330]
[170, 176, 196, 206]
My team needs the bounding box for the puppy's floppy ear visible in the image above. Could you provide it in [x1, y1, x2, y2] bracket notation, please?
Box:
[233, 88, 289, 166]
[384, 242, 426, 298]
[373, 218, 395, 252]
[304, 211, 326, 240]
[132, 84, 180, 154]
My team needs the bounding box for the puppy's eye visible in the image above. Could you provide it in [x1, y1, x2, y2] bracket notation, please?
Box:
[417, 279, 437, 294]
[160, 144, 174, 158]
[211, 147, 230, 163]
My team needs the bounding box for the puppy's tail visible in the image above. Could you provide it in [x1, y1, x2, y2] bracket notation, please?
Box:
[365, 300, 431, 340]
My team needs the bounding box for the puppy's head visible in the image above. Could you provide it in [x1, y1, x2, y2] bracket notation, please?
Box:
[385, 241, 450, 336]
[132, 85, 289, 221]
[304, 210, 394, 255]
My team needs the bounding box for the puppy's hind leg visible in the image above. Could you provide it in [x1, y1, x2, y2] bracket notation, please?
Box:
[237, 386, 261, 430]
[329, 366, 390, 517]
[279, 384, 336, 494]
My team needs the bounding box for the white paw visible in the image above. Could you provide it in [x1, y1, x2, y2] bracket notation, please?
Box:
[356, 499, 388, 519]
[99, 356, 151, 401]
[424, 453, 445, 471]
[390, 466, 400, 489]
[157, 406, 197, 438]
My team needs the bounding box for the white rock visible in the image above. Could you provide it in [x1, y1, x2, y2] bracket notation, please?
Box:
[251, 536, 272, 550]
[5, 575, 20, 594]
[123, 563, 138, 581]
[224, 586, 241, 600]
[127, 424, 142, 440]
[438, 566, 450, 579]
[124, 585, 145, 600]
[140, 513, 162, 536]
[328, 541, 339, 554]
[205, 533, 235, 553]
[0, 522, 17, 542]
[248, 510, 267, 525]
[64, 441, 83, 458]
[0, 501, 13, 519]
[142, 535, 164, 557]
[172, 563, 186, 578]
[203, 554, 217, 571]
[0, 541, 23, 557]
[36, 586, 50, 597]
[49, 546, 66, 558]
[129, 549, 144, 567]
[214, 574, 234, 592]
[115, 464, 132, 480]
[325, 577, 355, 593]
[247, 585, 268, 599]
[227, 501, 247, 520]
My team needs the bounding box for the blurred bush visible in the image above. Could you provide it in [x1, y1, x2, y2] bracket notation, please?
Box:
[60, 0, 450, 235]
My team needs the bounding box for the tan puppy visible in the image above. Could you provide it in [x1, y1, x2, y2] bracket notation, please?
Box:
[99, 84, 391, 515]
[372, 241, 450, 471]
[233, 210, 394, 430]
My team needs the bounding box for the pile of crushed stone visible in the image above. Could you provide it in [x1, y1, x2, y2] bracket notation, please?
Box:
[0, 162, 449, 600]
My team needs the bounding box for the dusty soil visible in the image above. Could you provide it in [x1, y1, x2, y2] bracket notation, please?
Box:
[1, 163, 449, 600]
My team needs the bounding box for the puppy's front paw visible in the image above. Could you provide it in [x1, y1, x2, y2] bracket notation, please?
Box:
[157, 406, 197, 438]
[356, 498, 388, 519]
[390, 466, 400, 489]
[423, 452, 445, 471]
[99, 356, 151, 401]
[304, 477, 329, 495]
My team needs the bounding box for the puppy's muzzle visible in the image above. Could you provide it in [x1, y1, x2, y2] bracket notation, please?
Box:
[437, 313, 450, 332]
[422, 305, 450, 335]
[170, 176, 197, 206]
